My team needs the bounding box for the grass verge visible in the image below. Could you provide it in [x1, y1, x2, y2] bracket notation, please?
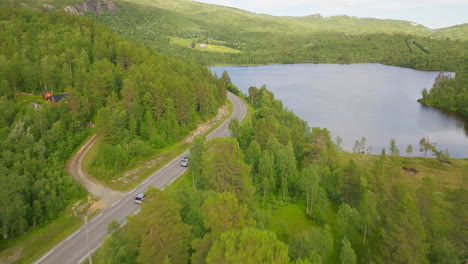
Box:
[0, 207, 85, 264]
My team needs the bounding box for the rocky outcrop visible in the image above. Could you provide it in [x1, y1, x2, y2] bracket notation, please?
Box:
[64, 6, 80, 15]
[43, 4, 57, 12]
[64, 0, 118, 15]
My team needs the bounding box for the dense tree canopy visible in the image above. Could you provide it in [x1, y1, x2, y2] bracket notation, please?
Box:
[0, 6, 226, 240]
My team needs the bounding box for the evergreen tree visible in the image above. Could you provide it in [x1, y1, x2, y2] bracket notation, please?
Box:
[126, 188, 193, 264]
[206, 228, 290, 264]
[380, 198, 429, 264]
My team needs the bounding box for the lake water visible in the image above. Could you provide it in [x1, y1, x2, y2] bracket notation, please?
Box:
[211, 63, 468, 158]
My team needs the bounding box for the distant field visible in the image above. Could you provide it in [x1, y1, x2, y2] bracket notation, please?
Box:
[169, 36, 241, 53]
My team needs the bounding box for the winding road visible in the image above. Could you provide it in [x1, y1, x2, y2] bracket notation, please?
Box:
[33, 92, 247, 264]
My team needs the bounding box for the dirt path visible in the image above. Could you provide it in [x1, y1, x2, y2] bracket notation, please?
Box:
[66, 104, 230, 211]
[66, 134, 124, 209]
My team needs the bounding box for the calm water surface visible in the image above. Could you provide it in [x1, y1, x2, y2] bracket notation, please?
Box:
[211, 63, 468, 158]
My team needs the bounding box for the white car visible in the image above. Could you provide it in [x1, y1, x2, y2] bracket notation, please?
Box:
[134, 193, 146, 204]
[180, 157, 189, 167]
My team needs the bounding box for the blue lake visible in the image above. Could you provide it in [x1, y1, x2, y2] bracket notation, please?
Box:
[211, 63, 468, 158]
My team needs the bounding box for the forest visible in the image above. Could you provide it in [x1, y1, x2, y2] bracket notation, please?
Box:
[0, 1, 467, 263]
[11, 0, 468, 115]
[87, 0, 468, 115]
[94, 82, 467, 264]
[0, 6, 225, 241]
[419, 72, 468, 115]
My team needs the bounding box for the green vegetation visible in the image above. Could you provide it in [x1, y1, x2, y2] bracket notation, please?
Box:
[88, 0, 468, 115]
[419, 72, 468, 115]
[169, 37, 241, 53]
[1, 0, 467, 263]
[0, 5, 226, 245]
[0, 213, 84, 264]
[94, 85, 467, 263]
[13, 0, 468, 115]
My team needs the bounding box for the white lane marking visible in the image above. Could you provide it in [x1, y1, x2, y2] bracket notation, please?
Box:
[65, 230, 80, 241]
[33, 248, 55, 264]
[78, 247, 98, 263]
[90, 213, 103, 223]
[111, 199, 121, 208]
[132, 209, 141, 215]
[142, 177, 150, 185]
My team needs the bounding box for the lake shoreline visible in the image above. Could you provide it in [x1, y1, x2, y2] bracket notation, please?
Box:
[212, 63, 468, 158]
[417, 99, 468, 118]
[209, 62, 457, 75]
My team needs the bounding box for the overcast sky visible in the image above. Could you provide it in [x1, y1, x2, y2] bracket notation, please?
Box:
[194, 0, 468, 29]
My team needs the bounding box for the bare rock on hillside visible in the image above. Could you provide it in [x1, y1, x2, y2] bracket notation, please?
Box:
[64, 6, 80, 15]
[64, 0, 119, 15]
[43, 4, 56, 12]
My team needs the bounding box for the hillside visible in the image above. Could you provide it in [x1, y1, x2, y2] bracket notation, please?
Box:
[10, 0, 468, 70]
[0, 5, 225, 246]
[118, 0, 468, 40]
[11, 0, 468, 40]
[433, 23, 468, 41]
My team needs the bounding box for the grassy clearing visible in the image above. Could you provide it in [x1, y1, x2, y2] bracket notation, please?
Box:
[15, 93, 43, 106]
[169, 36, 240, 53]
[267, 203, 313, 238]
[338, 152, 468, 194]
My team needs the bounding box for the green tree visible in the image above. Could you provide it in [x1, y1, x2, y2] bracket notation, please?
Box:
[336, 203, 361, 242]
[352, 137, 366, 154]
[380, 198, 429, 264]
[340, 237, 357, 264]
[419, 137, 436, 157]
[221, 70, 231, 85]
[202, 192, 252, 234]
[257, 150, 275, 199]
[192, 192, 254, 264]
[405, 144, 413, 157]
[289, 226, 333, 262]
[301, 164, 320, 218]
[94, 230, 138, 264]
[206, 228, 290, 264]
[248, 86, 259, 105]
[201, 138, 254, 202]
[339, 160, 362, 208]
[126, 188, 192, 264]
[359, 189, 380, 245]
[428, 237, 459, 264]
[190, 135, 206, 190]
[389, 138, 399, 156]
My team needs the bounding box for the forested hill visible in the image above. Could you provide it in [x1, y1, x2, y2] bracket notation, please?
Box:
[0, 6, 225, 240]
[75, 0, 466, 69]
[116, 0, 467, 39]
[77, 0, 468, 116]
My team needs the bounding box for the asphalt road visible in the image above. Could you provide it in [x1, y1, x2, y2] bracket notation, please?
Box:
[33, 92, 247, 264]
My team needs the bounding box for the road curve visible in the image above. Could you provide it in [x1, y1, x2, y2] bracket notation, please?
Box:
[33, 92, 247, 264]
[66, 134, 124, 207]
